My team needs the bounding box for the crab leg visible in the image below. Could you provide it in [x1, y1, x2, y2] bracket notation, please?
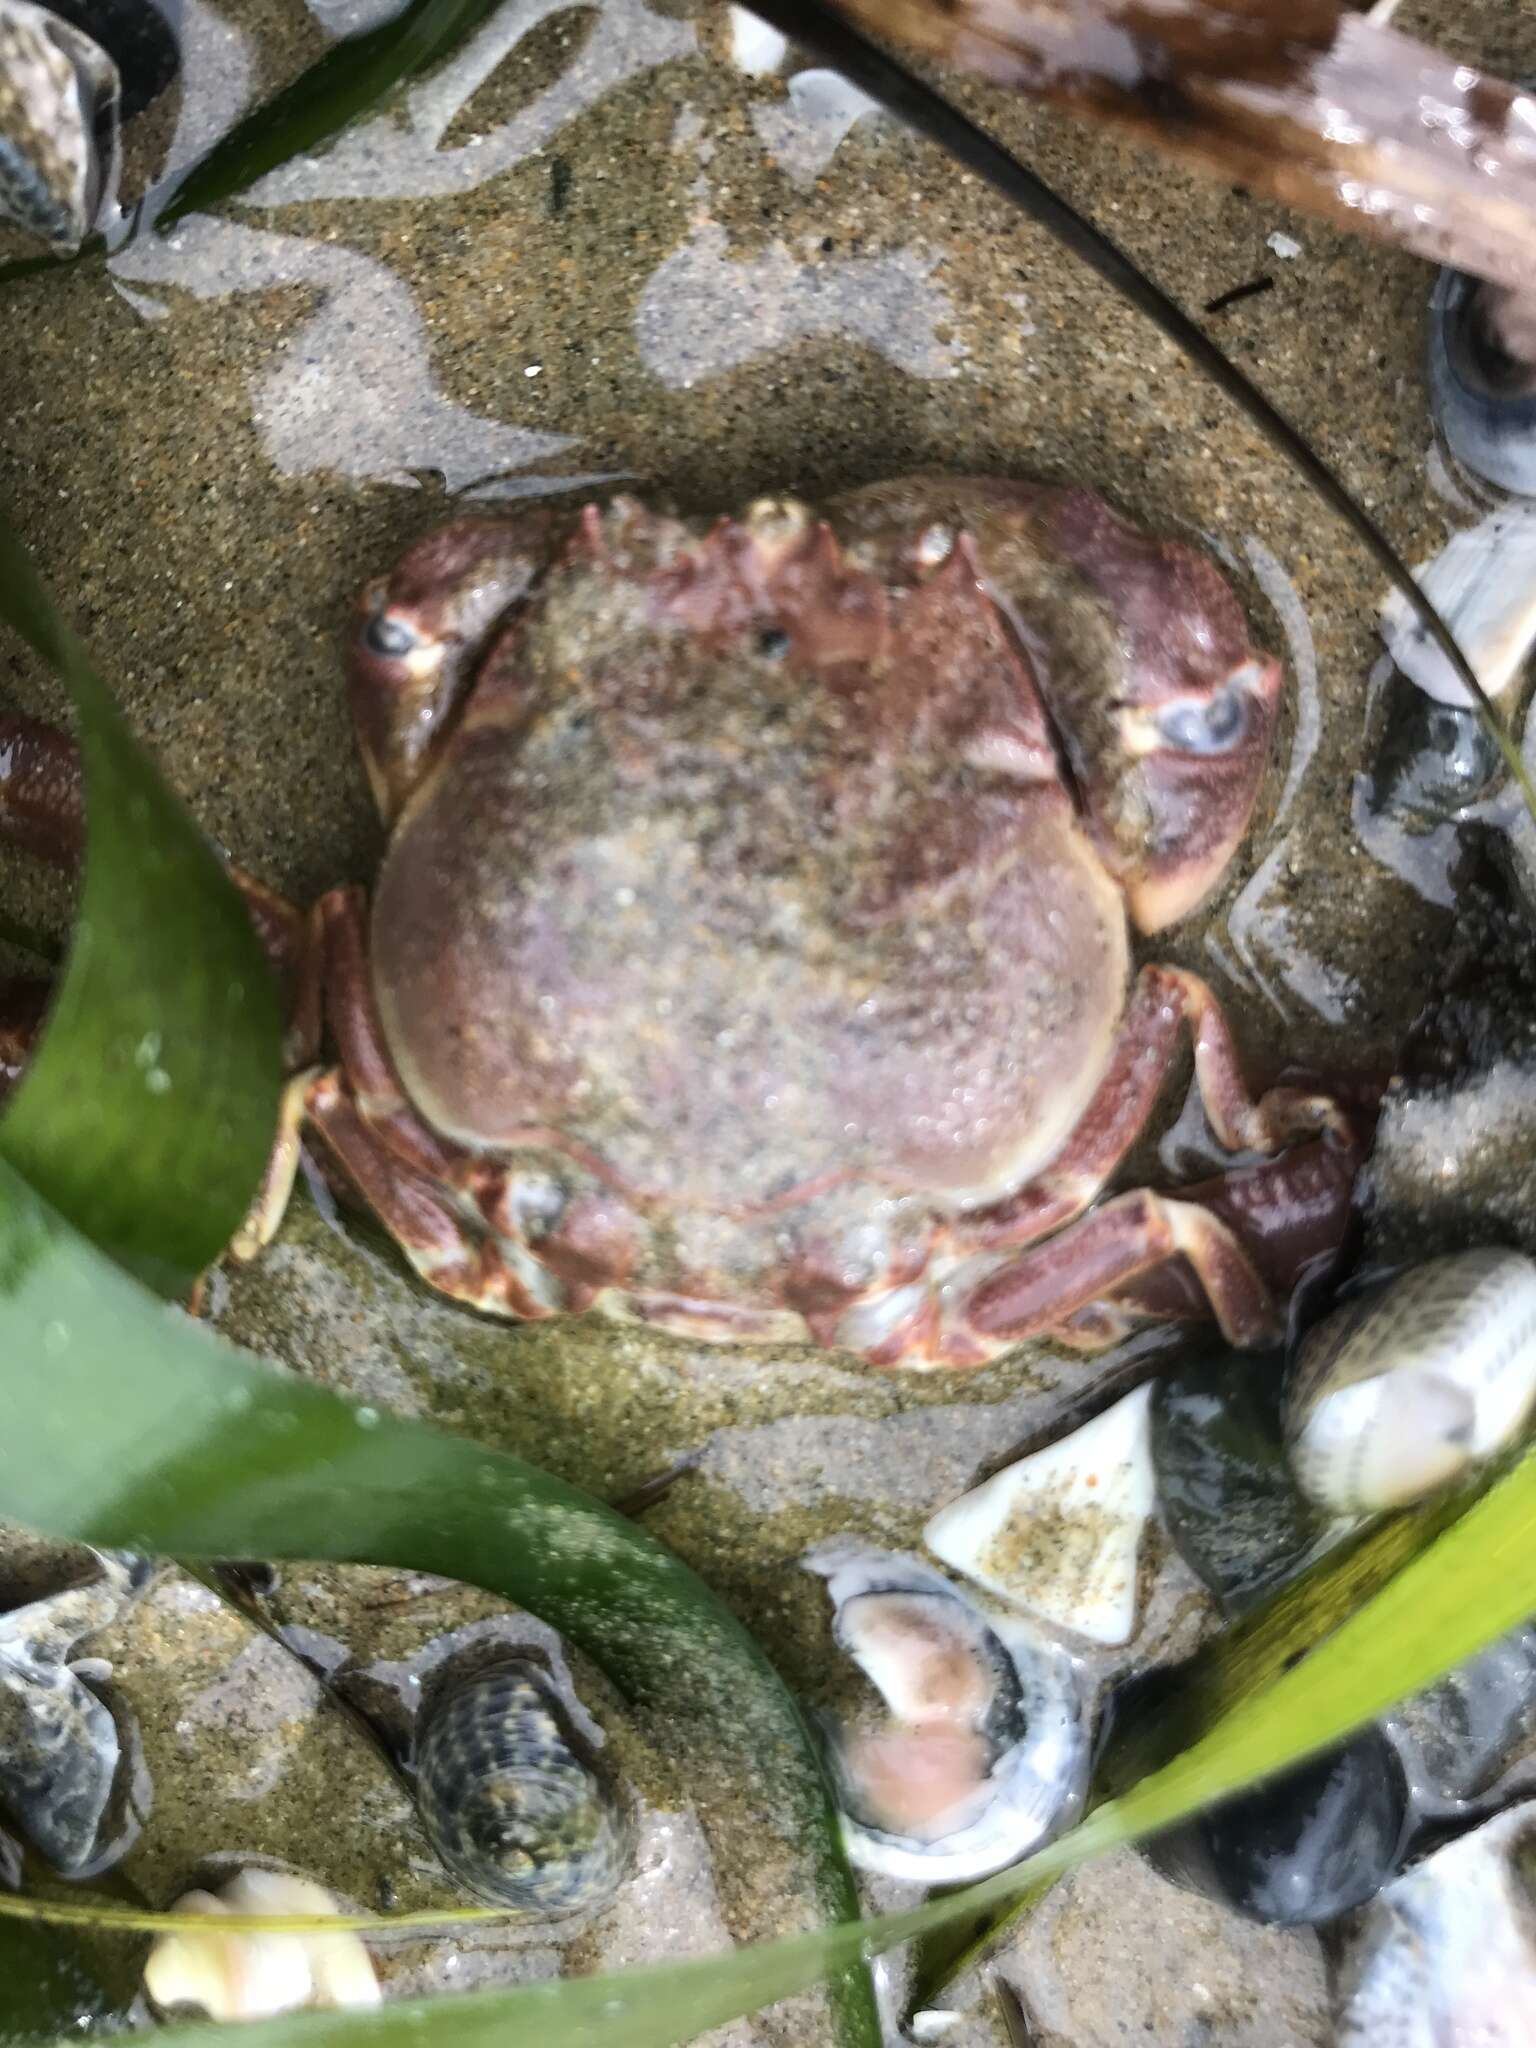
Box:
[960, 1187, 1281, 1352]
[311, 888, 467, 1185]
[302, 1070, 560, 1318]
[0, 716, 82, 866]
[1024, 1125, 1369, 1353]
[972, 964, 1347, 1253]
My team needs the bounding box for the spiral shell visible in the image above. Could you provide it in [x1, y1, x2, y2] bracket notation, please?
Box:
[0, 2, 116, 248]
[415, 1660, 631, 1915]
[1284, 1250, 1536, 1515]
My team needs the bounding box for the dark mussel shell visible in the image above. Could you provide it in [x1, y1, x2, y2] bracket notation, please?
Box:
[1386, 1622, 1536, 1813]
[1365, 670, 1506, 828]
[46, 0, 179, 122]
[1146, 1726, 1411, 1926]
[1428, 267, 1536, 496]
[1150, 1341, 1329, 1614]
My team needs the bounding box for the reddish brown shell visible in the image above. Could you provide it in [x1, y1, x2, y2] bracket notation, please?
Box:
[371, 493, 1130, 1221]
[356, 479, 1283, 1333]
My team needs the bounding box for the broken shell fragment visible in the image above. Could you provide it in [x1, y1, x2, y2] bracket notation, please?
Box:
[1283, 1251, 1536, 1515]
[142, 1869, 381, 2021]
[812, 1547, 1088, 1884]
[1378, 500, 1536, 711]
[1339, 1801, 1536, 2046]
[923, 1384, 1155, 1646]
[415, 1658, 632, 1915]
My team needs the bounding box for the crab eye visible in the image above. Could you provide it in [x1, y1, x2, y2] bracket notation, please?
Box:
[755, 626, 791, 660]
[364, 612, 420, 660]
[1157, 686, 1249, 756]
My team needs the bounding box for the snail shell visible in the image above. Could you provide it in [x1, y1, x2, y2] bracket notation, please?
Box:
[1338, 1801, 1536, 2046]
[1284, 1250, 1536, 1515]
[414, 1659, 631, 1915]
[0, 2, 117, 248]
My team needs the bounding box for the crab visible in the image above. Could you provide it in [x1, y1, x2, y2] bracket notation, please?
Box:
[0, 478, 1366, 1369]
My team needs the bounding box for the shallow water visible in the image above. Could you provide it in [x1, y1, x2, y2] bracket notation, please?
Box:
[1, 0, 1529, 2038]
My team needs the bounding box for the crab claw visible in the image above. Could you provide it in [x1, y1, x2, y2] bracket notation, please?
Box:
[1114, 649, 1286, 933]
[346, 514, 555, 824]
[1031, 488, 1286, 934]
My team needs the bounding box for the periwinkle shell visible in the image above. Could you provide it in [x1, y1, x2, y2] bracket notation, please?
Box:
[415, 1659, 631, 1915]
[1283, 1250, 1536, 1514]
[1148, 1727, 1411, 1927]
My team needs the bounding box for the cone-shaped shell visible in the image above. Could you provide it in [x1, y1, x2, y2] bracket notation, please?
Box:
[415, 1659, 632, 1915]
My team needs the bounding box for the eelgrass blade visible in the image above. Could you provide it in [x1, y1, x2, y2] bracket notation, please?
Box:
[155, 0, 509, 230]
[0, 514, 282, 1296]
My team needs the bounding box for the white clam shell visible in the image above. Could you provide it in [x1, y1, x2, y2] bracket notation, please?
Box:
[726, 5, 786, 74]
[1338, 1801, 1536, 2046]
[1285, 1251, 1536, 1515]
[1379, 503, 1536, 709]
[143, 1869, 381, 2020]
[922, 1384, 1156, 1647]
